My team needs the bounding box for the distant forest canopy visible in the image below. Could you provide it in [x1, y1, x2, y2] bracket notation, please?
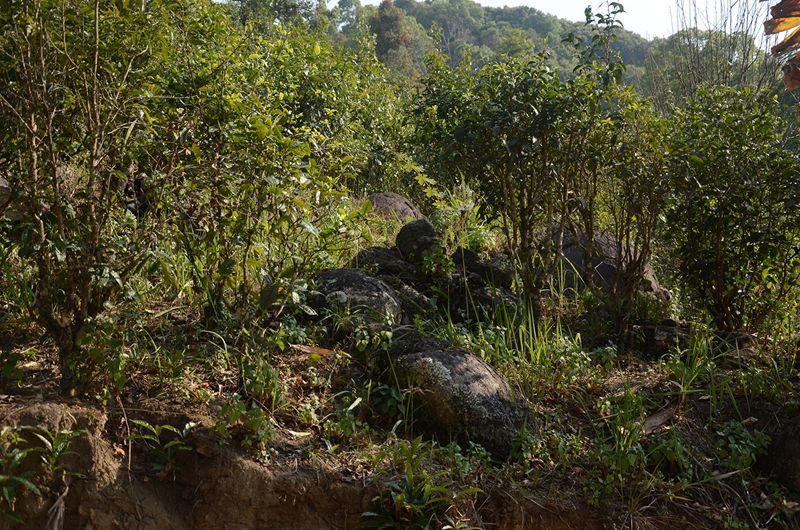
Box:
[304, 0, 783, 99]
[372, 0, 648, 75]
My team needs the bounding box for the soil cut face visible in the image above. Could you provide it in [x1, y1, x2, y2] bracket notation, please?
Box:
[1, 401, 601, 530]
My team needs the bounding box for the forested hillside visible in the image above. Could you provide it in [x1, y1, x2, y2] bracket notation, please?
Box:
[1, 0, 799, 528]
[366, 0, 649, 78]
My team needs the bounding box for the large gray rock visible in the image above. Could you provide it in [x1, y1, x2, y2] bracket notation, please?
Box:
[452, 247, 514, 289]
[551, 228, 669, 302]
[442, 279, 521, 324]
[350, 247, 417, 283]
[367, 192, 423, 221]
[314, 269, 403, 330]
[389, 331, 527, 457]
[379, 276, 439, 320]
[388, 329, 450, 357]
[396, 219, 439, 264]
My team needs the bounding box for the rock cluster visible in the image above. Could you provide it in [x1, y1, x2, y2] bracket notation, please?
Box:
[312, 194, 526, 456]
[312, 195, 678, 455]
[349, 217, 520, 325]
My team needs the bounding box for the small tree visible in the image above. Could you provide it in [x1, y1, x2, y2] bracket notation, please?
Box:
[640, 0, 781, 111]
[412, 3, 670, 329]
[412, 52, 577, 306]
[597, 92, 669, 334]
[0, 0, 176, 391]
[667, 86, 800, 332]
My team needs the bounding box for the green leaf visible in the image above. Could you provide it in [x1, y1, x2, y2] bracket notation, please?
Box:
[347, 397, 362, 411]
[11, 476, 41, 496]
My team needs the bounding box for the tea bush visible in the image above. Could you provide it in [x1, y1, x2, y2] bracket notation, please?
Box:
[667, 86, 800, 332]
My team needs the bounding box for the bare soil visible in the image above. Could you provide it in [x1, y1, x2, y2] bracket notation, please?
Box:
[1, 401, 602, 529]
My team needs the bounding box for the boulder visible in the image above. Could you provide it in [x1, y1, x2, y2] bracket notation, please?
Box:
[443, 279, 521, 324]
[393, 346, 527, 457]
[378, 275, 438, 319]
[388, 328, 450, 357]
[452, 247, 514, 289]
[396, 219, 439, 264]
[350, 247, 417, 283]
[367, 192, 423, 221]
[314, 269, 403, 330]
[551, 228, 670, 303]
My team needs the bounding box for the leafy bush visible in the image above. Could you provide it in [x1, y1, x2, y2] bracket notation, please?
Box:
[413, 18, 670, 330]
[592, 92, 669, 332]
[28, 427, 84, 478]
[428, 184, 496, 255]
[212, 397, 275, 452]
[0, 0, 409, 392]
[0, 0, 174, 391]
[413, 52, 589, 304]
[143, 14, 363, 325]
[667, 86, 800, 332]
[130, 420, 196, 481]
[359, 437, 479, 529]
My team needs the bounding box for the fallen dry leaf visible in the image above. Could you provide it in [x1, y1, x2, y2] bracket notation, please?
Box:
[287, 429, 312, 438]
[643, 402, 678, 435]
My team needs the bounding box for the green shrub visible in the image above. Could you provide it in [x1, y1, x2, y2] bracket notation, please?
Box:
[0, 427, 41, 524]
[359, 438, 479, 529]
[130, 420, 196, 481]
[0, 0, 408, 393]
[413, 25, 670, 332]
[213, 397, 275, 453]
[667, 86, 800, 332]
[0, 0, 175, 391]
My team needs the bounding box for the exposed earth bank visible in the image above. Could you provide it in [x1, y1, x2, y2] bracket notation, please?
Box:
[3, 402, 602, 530]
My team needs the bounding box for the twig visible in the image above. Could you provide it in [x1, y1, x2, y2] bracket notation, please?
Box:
[116, 395, 144, 521]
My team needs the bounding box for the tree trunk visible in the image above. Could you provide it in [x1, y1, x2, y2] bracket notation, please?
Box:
[58, 339, 80, 395]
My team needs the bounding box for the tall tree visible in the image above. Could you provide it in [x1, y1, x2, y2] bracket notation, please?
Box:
[370, 0, 411, 60]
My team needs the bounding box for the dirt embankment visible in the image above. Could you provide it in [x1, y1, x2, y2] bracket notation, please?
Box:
[2, 402, 601, 530]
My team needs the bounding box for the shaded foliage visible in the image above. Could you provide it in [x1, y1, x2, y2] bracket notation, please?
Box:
[666, 86, 800, 332]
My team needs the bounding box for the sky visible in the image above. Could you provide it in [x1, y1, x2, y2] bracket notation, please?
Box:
[353, 0, 781, 44]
